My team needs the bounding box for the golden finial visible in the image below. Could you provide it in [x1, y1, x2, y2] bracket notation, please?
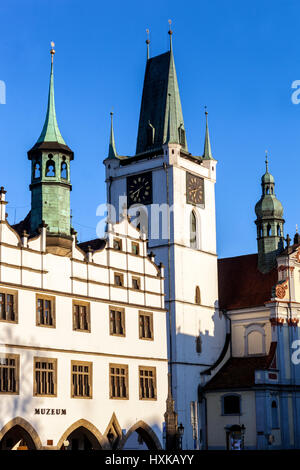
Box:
[168, 19, 173, 35]
[50, 41, 55, 63]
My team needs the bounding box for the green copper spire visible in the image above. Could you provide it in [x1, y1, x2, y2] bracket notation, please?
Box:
[36, 42, 66, 146]
[108, 111, 118, 159]
[255, 151, 284, 273]
[203, 109, 213, 160]
[136, 27, 187, 154]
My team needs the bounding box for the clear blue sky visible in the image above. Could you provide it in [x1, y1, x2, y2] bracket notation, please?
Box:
[0, 0, 299, 258]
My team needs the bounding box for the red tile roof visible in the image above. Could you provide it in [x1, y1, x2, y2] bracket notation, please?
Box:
[218, 253, 278, 310]
[204, 355, 268, 391]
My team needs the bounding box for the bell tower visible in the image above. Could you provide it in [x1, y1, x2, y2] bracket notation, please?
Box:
[255, 153, 285, 273]
[104, 28, 226, 449]
[27, 43, 74, 255]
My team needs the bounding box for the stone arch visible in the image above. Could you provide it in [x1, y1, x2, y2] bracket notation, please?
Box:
[56, 419, 109, 450]
[104, 412, 123, 449]
[118, 420, 162, 450]
[0, 417, 42, 450]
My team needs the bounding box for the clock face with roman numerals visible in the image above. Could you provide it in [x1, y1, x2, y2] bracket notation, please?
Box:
[186, 172, 204, 205]
[127, 172, 152, 207]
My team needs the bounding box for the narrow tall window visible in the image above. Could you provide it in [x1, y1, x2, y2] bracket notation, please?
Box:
[271, 400, 279, 429]
[46, 157, 55, 177]
[36, 295, 55, 327]
[267, 224, 271, 237]
[113, 238, 122, 251]
[139, 312, 153, 340]
[33, 161, 41, 179]
[139, 367, 157, 400]
[190, 211, 197, 248]
[109, 364, 128, 399]
[110, 307, 125, 336]
[34, 358, 57, 396]
[0, 290, 17, 323]
[73, 301, 90, 332]
[0, 354, 19, 394]
[61, 160, 68, 179]
[195, 286, 201, 305]
[132, 242, 139, 255]
[132, 277, 141, 290]
[114, 273, 124, 287]
[71, 361, 92, 398]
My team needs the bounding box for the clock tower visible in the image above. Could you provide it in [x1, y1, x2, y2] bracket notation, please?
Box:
[103, 31, 226, 449]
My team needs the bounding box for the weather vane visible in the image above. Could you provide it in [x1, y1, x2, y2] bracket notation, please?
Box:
[50, 41, 55, 63]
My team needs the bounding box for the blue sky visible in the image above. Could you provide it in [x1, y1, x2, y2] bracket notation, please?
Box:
[0, 0, 299, 258]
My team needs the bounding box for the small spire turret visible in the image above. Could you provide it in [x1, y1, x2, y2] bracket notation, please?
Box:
[203, 107, 213, 160]
[108, 111, 118, 159]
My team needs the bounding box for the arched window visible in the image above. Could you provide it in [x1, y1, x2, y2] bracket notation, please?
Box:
[277, 224, 280, 237]
[61, 161, 68, 179]
[195, 286, 201, 305]
[271, 400, 279, 429]
[270, 186, 274, 194]
[223, 395, 241, 415]
[45, 157, 55, 177]
[266, 186, 269, 195]
[267, 224, 271, 236]
[33, 162, 41, 179]
[190, 211, 197, 248]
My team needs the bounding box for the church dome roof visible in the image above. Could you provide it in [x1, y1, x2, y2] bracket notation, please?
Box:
[261, 171, 274, 184]
[255, 194, 283, 219]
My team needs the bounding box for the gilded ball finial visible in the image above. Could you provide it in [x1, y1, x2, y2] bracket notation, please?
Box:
[50, 41, 55, 63]
[146, 28, 150, 45]
[168, 19, 173, 35]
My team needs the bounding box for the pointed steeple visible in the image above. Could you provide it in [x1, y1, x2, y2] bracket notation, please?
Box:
[203, 109, 213, 160]
[136, 26, 187, 154]
[108, 111, 118, 159]
[36, 42, 66, 146]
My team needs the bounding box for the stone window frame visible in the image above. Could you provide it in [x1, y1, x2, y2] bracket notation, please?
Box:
[72, 299, 91, 333]
[132, 276, 141, 291]
[0, 288, 18, 324]
[36, 294, 56, 328]
[109, 306, 125, 337]
[138, 311, 154, 341]
[109, 363, 129, 400]
[221, 393, 242, 416]
[139, 366, 157, 401]
[33, 357, 57, 397]
[114, 272, 124, 287]
[113, 238, 123, 251]
[244, 323, 266, 356]
[131, 242, 140, 256]
[0, 353, 20, 395]
[71, 360, 93, 399]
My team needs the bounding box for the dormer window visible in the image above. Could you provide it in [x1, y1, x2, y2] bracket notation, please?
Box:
[146, 121, 155, 147]
[178, 124, 185, 147]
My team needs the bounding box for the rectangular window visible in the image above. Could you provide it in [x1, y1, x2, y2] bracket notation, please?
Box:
[109, 364, 128, 399]
[132, 277, 141, 290]
[139, 311, 153, 340]
[73, 301, 90, 332]
[34, 357, 57, 396]
[0, 354, 19, 394]
[131, 242, 139, 255]
[71, 361, 92, 398]
[113, 238, 122, 251]
[0, 289, 18, 323]
[114, 273, 124, 287]
[139, 366, 156, 400]
[36, 295, 55, 327]
[109, 307, 125, 336]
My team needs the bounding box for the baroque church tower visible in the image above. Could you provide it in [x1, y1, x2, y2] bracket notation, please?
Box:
[255, 154, 284, 273]
[27, 43, 74, 255]
[104, 29, 226, 448]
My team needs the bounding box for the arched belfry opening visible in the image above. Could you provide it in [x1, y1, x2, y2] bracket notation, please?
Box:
[190, 210, 197, 249]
